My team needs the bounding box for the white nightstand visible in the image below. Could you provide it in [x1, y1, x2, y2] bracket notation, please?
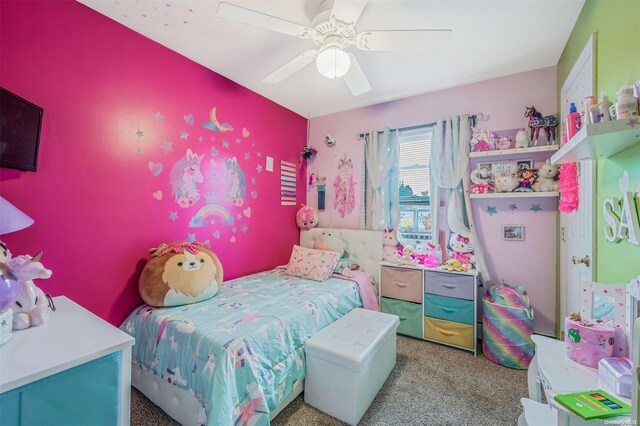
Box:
[0, 296, 134, 425]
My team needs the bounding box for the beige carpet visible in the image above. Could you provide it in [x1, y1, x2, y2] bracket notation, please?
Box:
[131, 336, 528, 425]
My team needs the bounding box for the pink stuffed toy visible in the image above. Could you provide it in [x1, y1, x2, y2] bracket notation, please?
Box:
[296, 205, 319, 230]
[448, 233, 475, 268]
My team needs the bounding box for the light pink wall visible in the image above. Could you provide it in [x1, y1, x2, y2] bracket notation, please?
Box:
[307, 67, 558, 335]
[0, 1, 306, 325]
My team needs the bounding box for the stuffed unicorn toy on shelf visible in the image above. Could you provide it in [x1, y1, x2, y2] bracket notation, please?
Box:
[9, 253, 53, 330]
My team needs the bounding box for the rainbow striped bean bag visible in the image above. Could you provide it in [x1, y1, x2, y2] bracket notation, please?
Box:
[482, 281, 534, 369]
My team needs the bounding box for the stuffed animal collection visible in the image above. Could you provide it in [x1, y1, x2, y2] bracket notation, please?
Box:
[494, 174, 520, 193]
[139, 241, 222, 307]
[469, 168, 495, 194]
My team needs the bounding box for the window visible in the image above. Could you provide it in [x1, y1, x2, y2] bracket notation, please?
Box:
[397, 125, 434, 241]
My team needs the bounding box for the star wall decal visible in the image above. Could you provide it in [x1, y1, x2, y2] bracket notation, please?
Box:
[486, 206, 497, 216]
[160, 140, 173, 153]
[508, 204, 518, 211]
[530, 204, 542, 213]
[241, 225, 248, 233]
[256, 165, 263, 173]
[169, 212, 178, 221]
[186, 233, 197, 242]
[222, 139, 230, 148]
[180, 131, 189, 140]
[204, 239, 211, 246]
[257, 152, 262, 158]
[136, 130, 144, 137]
[244, 152, 251, 160]
[235, 138, 241, 145]
[251, 178, 257, 185]
[198, 136, 204, 143]
[232, 227, 237, 233]
[154, 111, 164, 122]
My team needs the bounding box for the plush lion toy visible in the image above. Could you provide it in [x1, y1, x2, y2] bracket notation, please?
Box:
[139, 241, 223, 307]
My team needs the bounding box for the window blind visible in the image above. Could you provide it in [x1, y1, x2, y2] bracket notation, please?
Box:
[398, 126, 434, 202]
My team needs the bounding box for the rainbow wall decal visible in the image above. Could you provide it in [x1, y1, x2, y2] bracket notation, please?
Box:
[189, 204, 235, 227]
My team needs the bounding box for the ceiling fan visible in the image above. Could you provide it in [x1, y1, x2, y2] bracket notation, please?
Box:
[217, 0, 451, 96]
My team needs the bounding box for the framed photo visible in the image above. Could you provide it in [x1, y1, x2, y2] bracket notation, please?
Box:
[516, 159, 534, 171]
[503, 224, 525, 241]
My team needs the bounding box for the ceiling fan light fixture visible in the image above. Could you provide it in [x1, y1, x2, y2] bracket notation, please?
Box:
[316, 46, 350, 79]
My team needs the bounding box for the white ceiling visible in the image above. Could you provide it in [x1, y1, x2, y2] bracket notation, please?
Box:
[78, 0, 584, 118]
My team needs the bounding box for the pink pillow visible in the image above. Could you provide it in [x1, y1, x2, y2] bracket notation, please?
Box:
[285, 245, 340, 282]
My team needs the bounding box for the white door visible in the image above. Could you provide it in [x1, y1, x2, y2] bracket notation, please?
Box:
[559, 35, 596, 327]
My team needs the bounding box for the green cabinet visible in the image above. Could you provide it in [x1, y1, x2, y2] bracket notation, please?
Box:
[380, 297, 423, 338]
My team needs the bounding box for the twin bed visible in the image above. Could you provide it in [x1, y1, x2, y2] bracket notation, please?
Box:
[121, 228, 383, 425]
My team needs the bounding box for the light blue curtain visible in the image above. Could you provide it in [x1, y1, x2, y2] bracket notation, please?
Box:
[429, 115, 490, 282]
[365, 128, 399, 231]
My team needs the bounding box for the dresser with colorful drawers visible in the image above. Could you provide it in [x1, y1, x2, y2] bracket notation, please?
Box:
[379, 262, 479, 355]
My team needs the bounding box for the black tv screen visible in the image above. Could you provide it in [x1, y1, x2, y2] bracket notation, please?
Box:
[0, 88, 43, 172]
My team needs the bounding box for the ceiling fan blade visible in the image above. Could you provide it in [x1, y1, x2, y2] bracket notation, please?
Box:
[330, 0, 368, 26]
[343, 54, 371, 96]
[217, 2, 313, 39]
[356, 29, 452, 51]
[262, 51, 317, 84]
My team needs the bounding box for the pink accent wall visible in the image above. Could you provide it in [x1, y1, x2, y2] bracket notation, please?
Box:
[0, 1, 306, 325]
[307, 67, 558, 335]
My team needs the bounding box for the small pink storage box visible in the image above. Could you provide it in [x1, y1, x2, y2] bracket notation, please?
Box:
[598, 357, 633, 398]
[564, 317, 616, 368]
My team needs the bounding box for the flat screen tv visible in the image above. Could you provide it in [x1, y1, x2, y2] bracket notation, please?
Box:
[0, 87, 44, 171]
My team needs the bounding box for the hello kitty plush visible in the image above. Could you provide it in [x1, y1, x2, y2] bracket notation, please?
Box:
[448, 233, 475, 268]
[383, 228, 400, 263]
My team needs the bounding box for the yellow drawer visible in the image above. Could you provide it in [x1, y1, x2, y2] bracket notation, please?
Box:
[424, 317, 474, 349]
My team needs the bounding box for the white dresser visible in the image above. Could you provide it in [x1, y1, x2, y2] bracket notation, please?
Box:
[0, 296, 134, 425]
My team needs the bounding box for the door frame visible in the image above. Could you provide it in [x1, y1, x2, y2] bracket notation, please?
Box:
[559, 34, 597, 333]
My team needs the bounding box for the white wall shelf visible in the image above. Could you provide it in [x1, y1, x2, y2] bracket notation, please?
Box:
[550, 118, 640, 164]
[469, 191, 559, 199]
[470, 144, 559, 159]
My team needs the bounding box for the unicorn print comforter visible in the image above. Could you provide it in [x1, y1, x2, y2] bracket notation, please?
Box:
[121, 269, 363, 426]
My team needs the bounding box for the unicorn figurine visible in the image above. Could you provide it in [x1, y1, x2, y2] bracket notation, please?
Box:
[170, 149, 204, 208]
[9, 253, 53, 330]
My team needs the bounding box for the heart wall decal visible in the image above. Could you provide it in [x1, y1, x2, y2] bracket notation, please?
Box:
[148, 161, 163, 176]
[152, 191, 163, 200]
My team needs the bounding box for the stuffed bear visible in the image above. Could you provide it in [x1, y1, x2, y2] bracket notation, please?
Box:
[296, 205, 319, 230]
[382, 228, 400, 263]
[532, 159, 559, 192]
[448, 233, 475, 268]
[139, 241, 222, 307]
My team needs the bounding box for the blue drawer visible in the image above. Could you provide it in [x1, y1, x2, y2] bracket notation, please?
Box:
[424, 293, 474, 325]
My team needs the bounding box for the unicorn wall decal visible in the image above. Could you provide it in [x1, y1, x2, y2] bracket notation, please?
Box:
[224, 157, 247, 207]
[170, 149, 204, 208]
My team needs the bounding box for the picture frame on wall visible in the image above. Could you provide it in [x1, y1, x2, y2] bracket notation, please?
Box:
[503, 224, 525, 241]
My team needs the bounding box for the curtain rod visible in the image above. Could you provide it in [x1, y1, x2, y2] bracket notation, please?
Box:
[356, 113, 485, 140]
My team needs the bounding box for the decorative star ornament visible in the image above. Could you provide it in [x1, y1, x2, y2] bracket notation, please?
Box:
[257, 152, 262, 158]
[160, 140, 173, 153]
[241, 225, 248, 233]
[204, 239, 211, 246]
[508, 204, 518, 211]
[169, 212, 178, 221]
[154, 111, 165, 122]
[486, 206, 497, 216]
[251, 178, 257, 185]
[530, 204, 542, 213]
[136, 130, 144, 137]
[186, 233, 197, 242]
[236, 138, 242, 145]
[232, 227, 237, 233]
[222, 139, 230, 148]
[244, 152, 251, 160]
[256, 165, 263, 173]
[198, 136, 204, 143]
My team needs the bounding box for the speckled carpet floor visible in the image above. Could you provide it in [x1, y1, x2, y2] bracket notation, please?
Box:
[131, 335, 528, 426]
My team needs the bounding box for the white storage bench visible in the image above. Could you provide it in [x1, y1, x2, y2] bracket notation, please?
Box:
[304, 308, 399, 425]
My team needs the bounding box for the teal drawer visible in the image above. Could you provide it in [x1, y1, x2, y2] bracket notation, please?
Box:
[424, 293, 474, 325]
[381, 297, 422, 338]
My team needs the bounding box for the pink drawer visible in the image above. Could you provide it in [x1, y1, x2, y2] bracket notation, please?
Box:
[381, 266, 423, 303]
[424, 271, 474, 300]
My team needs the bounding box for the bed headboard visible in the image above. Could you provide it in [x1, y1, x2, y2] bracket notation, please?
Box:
[300, 228, 383, 280]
